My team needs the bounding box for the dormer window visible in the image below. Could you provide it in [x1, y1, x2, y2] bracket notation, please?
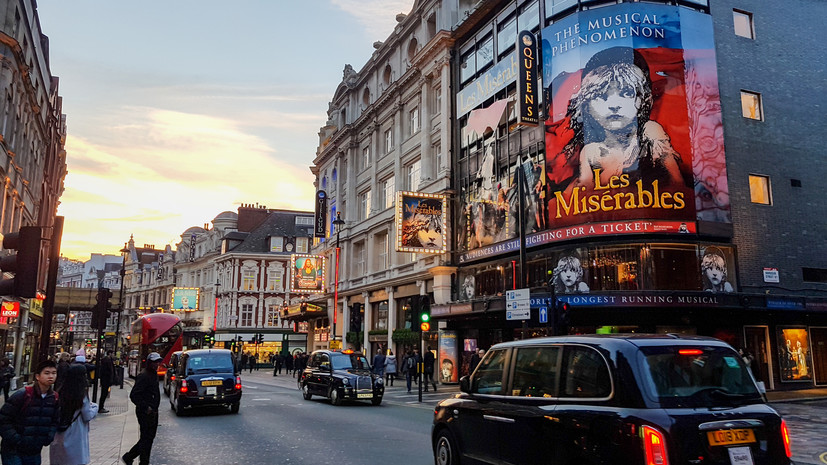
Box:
[270, 236, 284, 252]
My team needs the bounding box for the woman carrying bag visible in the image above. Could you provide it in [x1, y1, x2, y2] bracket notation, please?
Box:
[50, 364, 98, 465]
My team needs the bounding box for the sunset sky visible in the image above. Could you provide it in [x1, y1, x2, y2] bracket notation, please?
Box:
[36, 1, 413, 260]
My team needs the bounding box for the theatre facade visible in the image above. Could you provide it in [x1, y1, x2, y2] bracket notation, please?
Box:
[432, 0, 827, 392]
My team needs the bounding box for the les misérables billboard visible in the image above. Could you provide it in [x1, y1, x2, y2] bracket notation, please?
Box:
[541, 4, 730, 238]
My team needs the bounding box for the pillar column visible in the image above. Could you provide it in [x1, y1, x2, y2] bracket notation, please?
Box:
[386, 286, 396, 354]
[362, 291, 371, 352]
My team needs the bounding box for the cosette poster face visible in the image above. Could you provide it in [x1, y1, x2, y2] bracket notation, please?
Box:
[542, 4, 730, 238]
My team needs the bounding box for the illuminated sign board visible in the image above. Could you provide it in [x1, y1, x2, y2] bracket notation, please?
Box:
[171, 287, 200, 312]
[290, 254, 325, 294]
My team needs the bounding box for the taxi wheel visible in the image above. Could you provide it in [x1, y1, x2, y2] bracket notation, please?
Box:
[434, 429, 460, 465]
[371, 397, 382, 406]
[230, 402, 240, 414]
[329, 387, 342, 406]
[302, 384, 312, 400]
[174, 400, 187, 417]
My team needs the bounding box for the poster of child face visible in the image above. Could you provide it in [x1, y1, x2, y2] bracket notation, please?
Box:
[776, 327, 812, 382]
[551, 250, 590, 294]
[700, 246, 735, 293]
[460, 274, 475, 300]
[291, 254, 325, 294]
[396, 192, 448, 254]
[438, 330, 459, 383]
[542, 3, 731, 236]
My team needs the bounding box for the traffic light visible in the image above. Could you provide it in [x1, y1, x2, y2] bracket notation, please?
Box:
[206, 330, 215, 346]
[0, 226, 44, 298]
[553, 299, 571, 336]
[91, 288, 113, 331]
[257, 333, 264, 344]
[349, 303, 362, 333]
[419, 295, 431, 332]
[249, 335, 256, 344]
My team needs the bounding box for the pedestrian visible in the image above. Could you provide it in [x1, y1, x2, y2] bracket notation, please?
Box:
[98, 350, 116, 414]
[284, 353, 293, 376]
[384, 350, 397, 387]
[249, 353, 256, 373]
[54, 354, 70, 392]
[0, 359, 14, 402]
[372, 349, 386, 378]
[50, 364, 98, 465]
[0, 359, 60, 465]
[423, 346, 437, 392]
[469, 348, 485, 375]
[276, 354, 284, 375]
[122, 352, 162, 465]
[241, 352, 249, 372]
[405, 349, 421, 394]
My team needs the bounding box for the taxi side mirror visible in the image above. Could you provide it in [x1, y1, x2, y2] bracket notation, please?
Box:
[460, 375, 471, 393]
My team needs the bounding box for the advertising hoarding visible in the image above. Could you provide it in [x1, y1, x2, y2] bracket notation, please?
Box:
[171, 287, 199, 312]
[290, 254, 325, 294]
[541, 4, 730, 237]
[396, 192, 448, 254]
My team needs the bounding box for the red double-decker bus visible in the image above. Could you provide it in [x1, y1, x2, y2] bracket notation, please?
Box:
[127, 313, 183, 378]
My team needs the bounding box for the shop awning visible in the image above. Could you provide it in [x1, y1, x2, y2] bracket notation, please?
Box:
[282, 302, 327, 322]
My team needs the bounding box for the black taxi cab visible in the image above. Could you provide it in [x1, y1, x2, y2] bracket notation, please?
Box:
[432, 334, 792, 465]
[299, 349, 384, 406]
[169, 348, 242, 415]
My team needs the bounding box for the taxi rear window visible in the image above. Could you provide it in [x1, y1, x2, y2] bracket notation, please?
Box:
[639, 346, 762, 407]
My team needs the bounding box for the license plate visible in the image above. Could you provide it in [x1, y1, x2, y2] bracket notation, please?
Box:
[727, 446, 754, 465]
[206, 387, 217, 395]
[357, 393, 372, 399]
[707, 429, 755, 446]
[201, 380, 223, 386]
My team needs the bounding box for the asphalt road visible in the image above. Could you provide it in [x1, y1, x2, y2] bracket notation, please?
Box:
[152, 377, 436, 465]
[771, 400, 827, 465]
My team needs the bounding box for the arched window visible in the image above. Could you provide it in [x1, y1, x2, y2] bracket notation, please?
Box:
[383, 64, 392, 86]
[362, 88, 370, 107]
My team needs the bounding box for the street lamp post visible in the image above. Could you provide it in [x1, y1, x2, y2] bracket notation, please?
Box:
[213, 279, 220, 332]
[332, 212, 346, 347]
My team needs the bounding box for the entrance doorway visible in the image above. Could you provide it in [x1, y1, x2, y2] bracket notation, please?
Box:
[744, 326, 773, 391]
[810, 327, 827, 386]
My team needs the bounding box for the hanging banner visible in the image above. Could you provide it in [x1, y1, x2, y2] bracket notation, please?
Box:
[541, 4, 730, 241]
[516, 30, 539, 127]
[396, 191, 448, 254]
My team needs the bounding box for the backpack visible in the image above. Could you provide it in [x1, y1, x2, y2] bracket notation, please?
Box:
[406, 356, 415, 371]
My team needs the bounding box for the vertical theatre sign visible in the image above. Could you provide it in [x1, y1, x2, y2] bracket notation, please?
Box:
[314, 190, 328, 238]
[517, 30, 539, 127]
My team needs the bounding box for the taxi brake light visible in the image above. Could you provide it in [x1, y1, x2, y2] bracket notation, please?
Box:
[235, 375, 242, 390]
[642, 425, 669, 465]
[781, 419, 792, 458]
[342, 349, 354, 354]
[678, 349, 703, 356]
[180, 383, 188, 394]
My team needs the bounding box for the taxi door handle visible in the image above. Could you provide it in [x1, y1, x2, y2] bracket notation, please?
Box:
[483, 415, 515, 424]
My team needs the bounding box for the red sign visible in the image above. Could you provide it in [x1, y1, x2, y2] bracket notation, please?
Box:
[1, 302, 20, 318]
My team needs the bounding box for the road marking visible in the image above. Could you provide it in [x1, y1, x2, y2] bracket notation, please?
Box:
[819, 451, 827, 464]
[251, 398, 271, 401]
[241, 385, 258, 389]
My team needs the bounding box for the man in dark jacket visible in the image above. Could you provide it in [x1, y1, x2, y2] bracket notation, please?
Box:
[0, 359, 60, 464]
[98, 350, 116, 413]
[423, 346, 437, 392]
[122, 352, 162, 465]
